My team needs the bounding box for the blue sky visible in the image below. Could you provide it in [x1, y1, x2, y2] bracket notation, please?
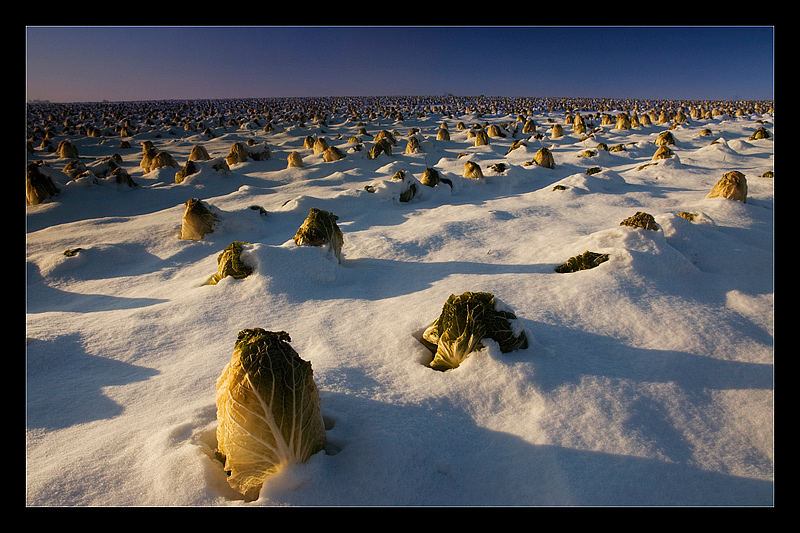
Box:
[26, 26, 774, 103]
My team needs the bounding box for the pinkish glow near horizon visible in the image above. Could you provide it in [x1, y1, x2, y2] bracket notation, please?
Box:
[26, 26, 774, 104]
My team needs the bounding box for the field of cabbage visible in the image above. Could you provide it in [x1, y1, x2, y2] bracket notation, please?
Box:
[26, 96, 773, 506]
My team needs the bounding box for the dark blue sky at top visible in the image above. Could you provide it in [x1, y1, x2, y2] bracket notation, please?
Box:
[26, 26, 774, 103]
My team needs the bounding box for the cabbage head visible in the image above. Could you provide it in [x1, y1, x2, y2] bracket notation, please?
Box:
[216, 329, 326, 501]
[554, 250, 609, 273]
[422, 292, 528, 371]
[209, 241, 253, 285]
[293, 207, 344, 263]
[179, 198, 219, 241]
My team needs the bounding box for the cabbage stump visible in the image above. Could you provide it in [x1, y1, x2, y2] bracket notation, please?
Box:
[216, 329, 326, 501]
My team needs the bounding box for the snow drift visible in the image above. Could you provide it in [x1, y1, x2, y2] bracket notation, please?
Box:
[26, 95, 773, 506]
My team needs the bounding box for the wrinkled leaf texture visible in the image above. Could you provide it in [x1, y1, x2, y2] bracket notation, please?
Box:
[426, 292, 528, 371]
[293, 207, 344, 263]
[216, 329, 326, 501]
[209, 241, 253, 285]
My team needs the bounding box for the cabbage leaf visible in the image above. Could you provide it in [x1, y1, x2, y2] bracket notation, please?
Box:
[215, 329, 326, 500]
[423, 292, 528, 371]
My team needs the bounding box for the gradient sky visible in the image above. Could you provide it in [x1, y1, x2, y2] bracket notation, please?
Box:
[26, 26, 774, 103]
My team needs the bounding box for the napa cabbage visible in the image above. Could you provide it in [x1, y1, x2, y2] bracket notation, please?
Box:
[293, 207, 344, 263]
[179, 198, 219, 241]
[422, 292, 528, 371]
[215, 329, 326, 501]
[554, 250, 609, 273]
[208, 241, 253, 285]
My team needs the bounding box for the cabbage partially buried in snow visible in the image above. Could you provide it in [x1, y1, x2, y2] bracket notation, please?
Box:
[208, 241, 253, 285]
[422, 292, 528, 371]
[293, 207, 344, 263]
[216, 329, 326, 501]
[179, 198, 219, 241]
[554, 250, 609, 273]
[26, 162, 60, 205]
[706, 170, 748, 203]
[620, 211, 659, 231]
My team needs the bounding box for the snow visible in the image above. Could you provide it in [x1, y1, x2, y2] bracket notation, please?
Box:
[26, 97, 773, 506]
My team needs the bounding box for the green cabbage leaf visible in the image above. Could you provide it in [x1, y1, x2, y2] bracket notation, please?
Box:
[215, 329, 326, 500]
